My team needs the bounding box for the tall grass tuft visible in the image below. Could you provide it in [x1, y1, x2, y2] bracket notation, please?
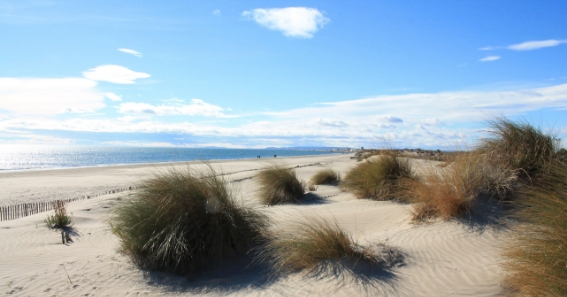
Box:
[44, 200, 73, 229]
[109, 164, 267, 276]
[257, 217, 378, 274]
[503, 162, 567, 296]
[404, 153, 488, 221]
[340, 154, 414, 201]
[310, 168, 341, 185]
[256, 165, 305, 205]
[479, 117, 557, 180]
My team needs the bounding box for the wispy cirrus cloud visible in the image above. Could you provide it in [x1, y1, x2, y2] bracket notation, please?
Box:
[118, 99, 239, 118]
[480, 39, 567, 51]
[118, 48, 142, 57]
[479, 55, 501, 62]
[242, 7, 329, 38]
[83, 65, 150, 84]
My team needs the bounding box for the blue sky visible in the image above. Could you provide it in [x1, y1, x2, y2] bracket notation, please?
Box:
[1, 1, 566, 149]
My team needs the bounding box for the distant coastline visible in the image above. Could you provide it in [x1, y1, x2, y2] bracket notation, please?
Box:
[0, 146, 349, 171]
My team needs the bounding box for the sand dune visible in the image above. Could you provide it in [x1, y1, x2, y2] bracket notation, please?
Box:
[0, 154, 507, 296]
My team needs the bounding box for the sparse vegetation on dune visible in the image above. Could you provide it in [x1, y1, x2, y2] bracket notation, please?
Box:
[479, 117, 557, 180]
[257, 217, 381, 275]
[109, 164, 267, 276]
[44, 200, 73, 229]
[310, 168, 341, 185]
[256, 165, 305, 205]
[403, 153, 484, 221]
[504, 162, 567, 296]
[341, 154, 414, 201]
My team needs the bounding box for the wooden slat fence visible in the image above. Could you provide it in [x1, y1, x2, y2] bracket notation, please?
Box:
[0, 186, 135, 222]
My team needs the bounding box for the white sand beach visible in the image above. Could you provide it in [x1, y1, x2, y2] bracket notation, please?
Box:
[0, 154, 507, 296]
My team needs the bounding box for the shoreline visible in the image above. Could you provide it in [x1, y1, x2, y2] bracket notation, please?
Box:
[0, 152, 344, 174]
[0, 153, 349, 206]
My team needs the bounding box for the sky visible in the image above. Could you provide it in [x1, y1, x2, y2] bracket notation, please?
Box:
[1, 0, 567, 149]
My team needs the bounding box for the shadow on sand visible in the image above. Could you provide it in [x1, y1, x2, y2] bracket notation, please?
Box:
[140, 244, 405, 296]
[456, 194, 513, 233]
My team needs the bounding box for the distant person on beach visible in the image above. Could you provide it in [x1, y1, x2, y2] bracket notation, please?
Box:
[274, 155, 276, 158]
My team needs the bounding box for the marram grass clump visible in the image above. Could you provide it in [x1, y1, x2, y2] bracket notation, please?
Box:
[257, 217, 379, 275]
[310, 168, 341, 185]
[109, 164, 267, 276]
[44, 200, 73, 229]
[503, 162, 567, 296]
[341, 154, 414, 201]
[479, 117, 557, 180]
[404, 152, 517, 221]
[256, 165, 305, 205]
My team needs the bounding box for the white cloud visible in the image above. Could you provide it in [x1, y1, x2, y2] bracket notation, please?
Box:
[480, 39, 567, 52]
[213, 9, 221, 16]
[420, 118, 443, 126]
[242, 7, 329, 38]
[479, 46, 499, 51]
[375, 115, 403, 123]
[118, 48, 142, 57]
[479, 56, 501, 62]
[2, 83, 567, 149]
[314, 118, 348, 127]
[508, 39, 567, 51]
[83, 65, 150, 84]
[118, 99, 239, 118]
[105, 92, 122, 101]
[0, 78, 105, 115]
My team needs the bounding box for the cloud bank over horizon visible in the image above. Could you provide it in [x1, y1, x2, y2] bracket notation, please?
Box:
[1, 75, 566, 148]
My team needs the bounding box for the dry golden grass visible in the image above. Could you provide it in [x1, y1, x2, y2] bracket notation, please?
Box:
[479, 117, 557, 180]
[310, 168, 341, 185]
[404, 151, 518, 221]
[503, 162, 567, 296]
[341, 154, 414, 201]
[256, 165, 305, 205]
[257, 217, 378, 274]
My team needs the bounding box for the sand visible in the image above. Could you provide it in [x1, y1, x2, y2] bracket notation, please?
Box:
[0, 154, 508, 296]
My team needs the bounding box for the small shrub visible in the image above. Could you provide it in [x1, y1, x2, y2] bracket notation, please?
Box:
[479, 117, 557, 180]
[257, 217, 378, 274]
[310, 169, 341, 185]
[557, 148, 567, 162]
[44, 200, 73, 229]
[306, 181, 317, 191]
[503, 162, 567, 296]
[257, 165, 305, 205]
[109, 164, 267, 276]
[341, 154, 414, 201]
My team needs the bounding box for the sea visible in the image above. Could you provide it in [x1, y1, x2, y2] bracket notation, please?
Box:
[0, 146, 339, 171]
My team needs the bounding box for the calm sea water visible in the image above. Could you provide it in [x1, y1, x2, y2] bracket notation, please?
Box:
[0, 146, 338, 171]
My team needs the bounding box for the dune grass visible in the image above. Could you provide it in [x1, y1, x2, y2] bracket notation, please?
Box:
[404, 154, 483, 221]
[479, 117, 557, 180]
[404, 151, 518, 221]
[340, 154, 414, 201]
[109, 164, 267, 276]
[44, 200, 73, 229]
[257, 217, 378, 274]
[503, 162, 567, 296]
[310, 168, 341, 185]
[256, 165, 305, 205]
